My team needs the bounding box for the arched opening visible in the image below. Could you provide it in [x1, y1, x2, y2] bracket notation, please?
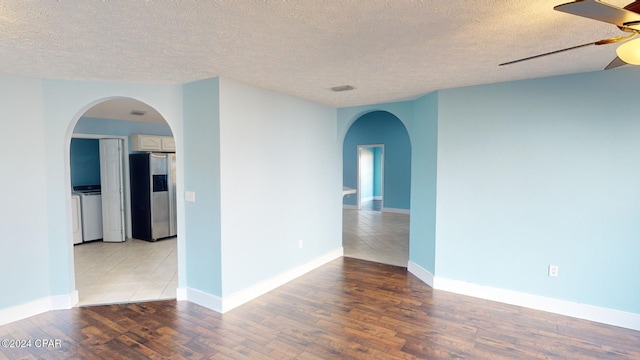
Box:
[68, 97, 178, 306]
[342, 110, 412, 267]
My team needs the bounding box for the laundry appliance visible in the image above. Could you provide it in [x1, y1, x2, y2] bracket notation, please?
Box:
[72, 184, 103, 243]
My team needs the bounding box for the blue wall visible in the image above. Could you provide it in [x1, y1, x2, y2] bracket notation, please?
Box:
[0, 74, 51, 310]
[435, 69, 640, 313]
[74, 116, 173, 137]
[373, 147, 382, 197]
[409, 93, 439, 274]
[70, 138, 100, 186]
[183, 78, 223, 296]
[343, 111, 411, 210]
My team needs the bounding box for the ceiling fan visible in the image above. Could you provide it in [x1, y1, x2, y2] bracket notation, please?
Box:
[500, 0, 640, 69]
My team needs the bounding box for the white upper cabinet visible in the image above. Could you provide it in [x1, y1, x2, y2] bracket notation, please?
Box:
[131, 134, 175, 152]
[160, 137, 175, 152]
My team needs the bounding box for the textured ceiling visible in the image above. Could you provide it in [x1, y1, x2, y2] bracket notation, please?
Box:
[0, 0, 634, 109]
[83, 98, 166, 124]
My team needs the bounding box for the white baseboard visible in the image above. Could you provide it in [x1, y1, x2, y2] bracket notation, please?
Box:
[344, 204, 409, 214]
[0, 291, 79, 326]
[433, 277, 640, 331]
[373, 196, 383, 200]
[220, 247, 343, 313]
[406, 267, 640, 331]
[382, 207, 410, 214]
[51, 290, 79, 309]
[183, 287, 223, 312]
[176, 287, 188, 301]
[407, 261, 434, 287]
[183, 247, 344, 314]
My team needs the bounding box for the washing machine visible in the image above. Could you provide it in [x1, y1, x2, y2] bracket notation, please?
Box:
[72, 185, 103, 242]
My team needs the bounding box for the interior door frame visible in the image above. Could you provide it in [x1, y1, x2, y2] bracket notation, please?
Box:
[72, 133, 132, 238]
[357, 144, 385, 210]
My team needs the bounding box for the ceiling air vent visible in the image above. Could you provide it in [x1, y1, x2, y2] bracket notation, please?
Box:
[330, 85, 355, 92]
[130, 110, 147, 116]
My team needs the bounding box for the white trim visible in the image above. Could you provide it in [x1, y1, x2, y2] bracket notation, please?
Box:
[182, 248, 344, 314]
[373, 196, 383, 200]
[357, 146, 361, 209]
[433, 277, 640, 331]
[360, 196, 374, 202]
[343, 204, 358, 210]
[184, 287, 223, 312]
[51, 290, 79, 309]
[0, 292, 78, 326]
[407, 261, 434, 287]
[0, 298, 51, 326]
[176, 287, 188, 301]
[381, 207, 410, 214]
[220, 247, 344, 313]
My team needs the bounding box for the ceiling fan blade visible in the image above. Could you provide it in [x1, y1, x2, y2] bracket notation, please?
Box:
[604, 56, 627, 69]
[624, 1, 640, 14]
[499, 34, 634, 67]
[555, 0, 640, 30]
[499, 42, 595, 66]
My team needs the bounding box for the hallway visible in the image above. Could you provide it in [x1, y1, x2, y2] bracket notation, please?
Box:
[342, 206, 409, 267]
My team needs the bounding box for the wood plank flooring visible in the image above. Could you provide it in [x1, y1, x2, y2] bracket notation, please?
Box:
[1, 257, 639, 359]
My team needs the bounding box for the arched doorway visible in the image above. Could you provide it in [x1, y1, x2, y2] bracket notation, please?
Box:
[342, 110, 412, 267]
[68, 97, 178, 305]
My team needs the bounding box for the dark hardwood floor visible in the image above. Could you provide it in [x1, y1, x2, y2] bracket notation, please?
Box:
[1, 257, 639, 359]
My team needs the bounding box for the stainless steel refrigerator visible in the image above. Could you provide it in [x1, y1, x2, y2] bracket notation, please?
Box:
[129, 153, 177, 241]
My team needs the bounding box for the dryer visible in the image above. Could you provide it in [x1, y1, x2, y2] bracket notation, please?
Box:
[72, 185, 103, 242]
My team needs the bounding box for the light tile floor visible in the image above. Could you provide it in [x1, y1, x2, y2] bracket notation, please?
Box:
[342, 206, 409, 267]
[74, 237, 177, 306]
[74, 207, 407, 307]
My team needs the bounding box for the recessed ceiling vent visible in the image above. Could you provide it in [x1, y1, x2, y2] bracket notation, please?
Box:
[330, 85, 355, 92]
[130, 110, 147, 116]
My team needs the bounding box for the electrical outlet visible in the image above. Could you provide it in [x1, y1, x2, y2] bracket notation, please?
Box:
[298, 240, 303, 249]
[548, 265, 559, 277]
[185, 191, 196, 202]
